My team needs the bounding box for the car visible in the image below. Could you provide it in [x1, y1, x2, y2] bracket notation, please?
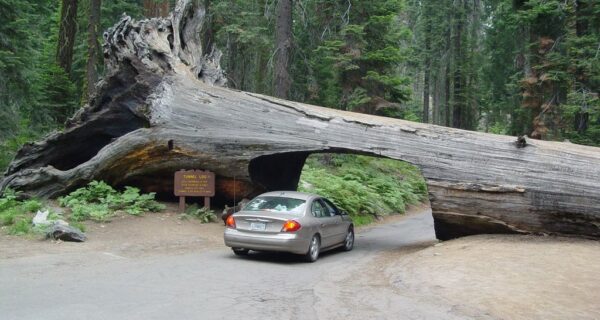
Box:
[223, 191, 354, 262]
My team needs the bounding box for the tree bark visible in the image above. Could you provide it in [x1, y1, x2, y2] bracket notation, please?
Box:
[56, 0, 78, 75]
[452, 0, 464, 129]
[2, 0, 600, 242]
[84, 0, 102, 101]
[274, 0, 292, 99]
[143, 0, 170, 17]
[422, 1, 432, 124]
[201, 0, 214, 55]
[444, 64, 451, 127]
[432, 73, 438, 125]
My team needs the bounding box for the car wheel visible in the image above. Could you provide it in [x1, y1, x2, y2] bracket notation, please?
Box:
[232, 248, 249, 256]
[343, 228, 354, 251]
[304, 235, 320, 262]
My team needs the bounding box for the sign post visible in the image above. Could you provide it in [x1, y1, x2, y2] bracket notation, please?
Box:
[174, 170, 215, 212]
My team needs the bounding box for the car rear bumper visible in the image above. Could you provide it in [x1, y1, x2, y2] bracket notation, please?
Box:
[224, 229, 309, 254]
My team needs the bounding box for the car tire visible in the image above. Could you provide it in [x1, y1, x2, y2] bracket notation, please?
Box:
[342, 227, 354, 251]
[304, 235, 320, 262]
[232, 248, 249, 256]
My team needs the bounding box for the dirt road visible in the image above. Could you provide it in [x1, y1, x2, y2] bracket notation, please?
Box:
[1, 207, 599, 319]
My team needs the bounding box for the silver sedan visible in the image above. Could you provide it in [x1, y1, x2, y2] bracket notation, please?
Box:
[223, 191, 354, 262]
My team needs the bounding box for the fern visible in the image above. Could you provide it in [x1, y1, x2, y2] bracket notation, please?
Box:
[299, 154, 427, 225]
[59, 181, 166, 222]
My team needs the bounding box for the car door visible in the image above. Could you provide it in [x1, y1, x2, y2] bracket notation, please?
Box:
[321, 198, 348, 244]
[310, 199, 337, 248]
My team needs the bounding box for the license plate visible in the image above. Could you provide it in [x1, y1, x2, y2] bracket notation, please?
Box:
[250, 222, 266, 231]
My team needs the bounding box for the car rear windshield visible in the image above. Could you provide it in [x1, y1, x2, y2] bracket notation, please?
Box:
[243, 196, 306, 214]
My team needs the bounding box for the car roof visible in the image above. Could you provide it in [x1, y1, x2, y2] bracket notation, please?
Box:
[256, 191, 318, 201]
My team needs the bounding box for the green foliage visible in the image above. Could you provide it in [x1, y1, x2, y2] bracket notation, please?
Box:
[299, 154, 427, 226]
[59, 181, 165, 222]
[293, 0, 412, 114]
[9, 219, 32, 235]
[69, 221, 86, 233]
[182, 204, 217, 223]
[0, 189, 44, 235]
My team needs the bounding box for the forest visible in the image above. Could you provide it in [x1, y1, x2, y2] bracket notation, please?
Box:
[0, 0, 599, 172]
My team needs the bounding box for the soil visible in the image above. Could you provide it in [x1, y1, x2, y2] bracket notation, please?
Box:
[384, 234, 600, 320]
[0, 203, 225, 259]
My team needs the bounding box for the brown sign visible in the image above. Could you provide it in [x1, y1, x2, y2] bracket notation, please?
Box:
[174, 170, 215, 197]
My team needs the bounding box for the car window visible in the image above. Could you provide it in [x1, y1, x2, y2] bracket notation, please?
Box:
[243, 196, 306, 214]
[311, 200, 327, 218]
[321, 199, 339, 216]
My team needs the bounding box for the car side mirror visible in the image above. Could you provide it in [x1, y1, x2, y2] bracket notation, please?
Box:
[341, 210, 348, 216]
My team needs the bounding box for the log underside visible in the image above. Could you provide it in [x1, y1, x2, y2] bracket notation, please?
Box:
[2, 1, 600, 240]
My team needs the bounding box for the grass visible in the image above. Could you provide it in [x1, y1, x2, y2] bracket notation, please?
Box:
[298, 154, 427, 226]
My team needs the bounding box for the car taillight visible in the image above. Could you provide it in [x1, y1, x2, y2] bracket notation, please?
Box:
[281, 220, 301, 232]
[226, 215, 236, 229]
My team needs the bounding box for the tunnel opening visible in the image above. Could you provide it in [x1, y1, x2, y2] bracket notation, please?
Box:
[248, 151, 311, 191]
[247, 149, 431, 228]
[112, 148, 432, 234]
[298, 152, 430, 226]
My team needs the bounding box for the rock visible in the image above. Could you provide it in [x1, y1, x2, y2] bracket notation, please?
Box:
[32, 210, 50, 226]
[33, 210, 69, 227]
[46, 224, 87, 242]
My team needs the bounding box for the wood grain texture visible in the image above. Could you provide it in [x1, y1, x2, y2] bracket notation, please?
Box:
[2, 0, 599, 240]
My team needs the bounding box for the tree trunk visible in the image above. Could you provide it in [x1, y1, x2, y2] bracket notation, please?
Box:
[143, 0, 170, 17]
[444, 64, 451, 127]
[201, 0, 214, 55]
[452, 0, 464, 129]
[2, 0, 600, 242]
[432, 73, 439, 125]
[423, 22, 431, 124]
[83, 0, 102, 101]
[274, 0, 292, 99]
[56, 0, 78, 75]
[444, 6, 452, 128]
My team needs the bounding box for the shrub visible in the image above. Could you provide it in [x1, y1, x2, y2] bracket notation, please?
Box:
[59, 181, 166, 222]
[299, 154, 427, 226]
[9, 219, 32, 235]
[0, 189, 44, 235]
[182, 204, 217, 223]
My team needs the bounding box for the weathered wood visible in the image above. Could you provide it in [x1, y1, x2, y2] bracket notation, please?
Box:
[2, 0, 600, 240]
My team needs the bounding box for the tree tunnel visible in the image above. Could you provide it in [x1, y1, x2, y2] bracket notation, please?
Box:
[2, 0, 600, 241]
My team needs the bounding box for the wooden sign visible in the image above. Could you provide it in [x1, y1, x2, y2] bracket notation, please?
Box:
[174, 170, 215, 211]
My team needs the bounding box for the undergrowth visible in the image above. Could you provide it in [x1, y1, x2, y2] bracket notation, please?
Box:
[59, 181, 165, 222]
[0, 189, 43, 235]
[299, 154, 427, 225]
[181, 204, 217, 223]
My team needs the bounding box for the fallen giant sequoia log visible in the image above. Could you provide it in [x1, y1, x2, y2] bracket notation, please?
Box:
[2, 0, 600, 240]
